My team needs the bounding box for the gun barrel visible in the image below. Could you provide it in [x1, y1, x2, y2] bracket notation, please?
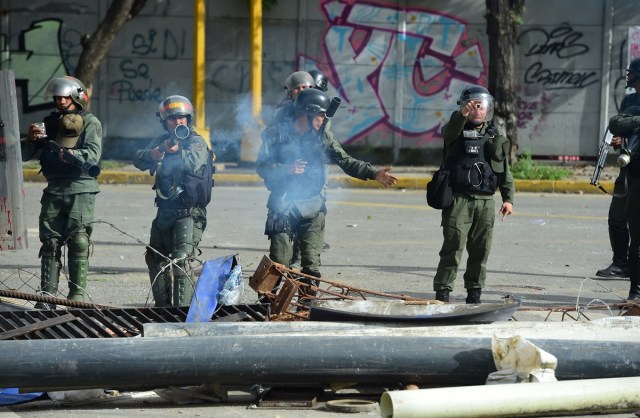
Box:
[44, 140, 100, 177]
[326, 97, 342, 118]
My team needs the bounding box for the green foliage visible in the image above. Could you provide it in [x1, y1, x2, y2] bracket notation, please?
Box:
[511, 149, 571, 180]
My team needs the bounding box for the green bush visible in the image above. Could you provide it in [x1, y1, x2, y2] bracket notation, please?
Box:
[511, 149, 571, 180]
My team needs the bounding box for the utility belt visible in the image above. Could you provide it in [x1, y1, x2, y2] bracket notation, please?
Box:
[155, 198, 195, 217]
[265, 208, 295, 239]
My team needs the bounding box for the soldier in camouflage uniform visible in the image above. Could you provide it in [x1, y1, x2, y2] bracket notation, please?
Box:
[257, 88, 397, 293]
[433, 85, 514, 304]
[134, 95, 211, 307]
[21, 76, 102, 306]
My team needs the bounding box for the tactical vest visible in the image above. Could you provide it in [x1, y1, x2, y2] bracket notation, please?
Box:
[274, 126, 327, 200]
[447, 128, 498, 195]
[156, 134, 215, 209]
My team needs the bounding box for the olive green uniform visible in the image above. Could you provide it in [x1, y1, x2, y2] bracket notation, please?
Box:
[433, 111, 515, 293]
[257, 119, 376, 278]
[21, 111, 102, 303]
[134, 131, 209, 307]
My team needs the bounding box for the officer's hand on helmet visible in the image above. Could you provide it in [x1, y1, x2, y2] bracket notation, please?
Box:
[499, 202, 513, 221]
[287, 159, 307, 175]
[461, 101, 478, 118]
[374, 167, 398, 188]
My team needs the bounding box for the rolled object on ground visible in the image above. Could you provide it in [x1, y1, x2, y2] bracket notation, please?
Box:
[1, 335, 640, 391]
[380, 376, 640, 418]
[143, 318, 640, 340]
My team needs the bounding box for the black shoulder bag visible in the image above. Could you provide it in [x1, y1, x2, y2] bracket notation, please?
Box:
[426, 144, 454, 210]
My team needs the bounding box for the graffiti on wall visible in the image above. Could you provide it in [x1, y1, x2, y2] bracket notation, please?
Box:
[300, 0, 486, 144]
[109, 28, 187, 103]
[1, 19, 68, 113]
[518, 22, 597, 90]
[515, 22, 597, 139]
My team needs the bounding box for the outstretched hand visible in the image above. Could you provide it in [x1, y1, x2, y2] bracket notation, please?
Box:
[499, 202, 513, 221]
[374, 166, 398, 188]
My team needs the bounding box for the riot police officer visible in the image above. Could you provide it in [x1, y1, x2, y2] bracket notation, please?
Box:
[257, 88, 397, 294]
[21, 76, 102, 307]
[133, 95, 212, 307]
[606, 60, 640, 300]
[595, 59, 640, 280]
[308, 69, 329, 92]
[433, 85, 515, 304]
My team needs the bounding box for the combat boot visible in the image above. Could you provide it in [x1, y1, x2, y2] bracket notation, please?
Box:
[35, 240, 61, 309]
[627, 256, 640, 301]
[466, 288, 482, 304]
[435, 289, 450, 302]
[67, 257, 88, 302]
[596, 227, 629, 278]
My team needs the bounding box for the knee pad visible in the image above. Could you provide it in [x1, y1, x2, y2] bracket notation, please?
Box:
[67, 232, 90, 258]
[39, 238, 61, 259]
[173, 216, 195, 260]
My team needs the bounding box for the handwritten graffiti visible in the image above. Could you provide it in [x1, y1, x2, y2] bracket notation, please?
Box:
[299, 0, 486, 143]
[518, 22, 589, 59]
[109, 59, 161, 103]
[131, 28, 186, 60]
[523, 61, 598, 90]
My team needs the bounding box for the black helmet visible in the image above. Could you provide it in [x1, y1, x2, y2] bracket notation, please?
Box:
[44, 76, 89, 111]
[308, 69, 328, 92]
[284, 71, 314, 98]
[626, 58, 640, 88]
[458, 85, 494, 122]
[294, 88, 331, 116]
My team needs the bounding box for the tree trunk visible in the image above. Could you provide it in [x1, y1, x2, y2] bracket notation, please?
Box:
[74, 0, 147, 99]
[485, 0, 525, 162]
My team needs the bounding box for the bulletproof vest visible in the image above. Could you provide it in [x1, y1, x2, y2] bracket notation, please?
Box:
[274, 126, 327, 200]
[156, 134, 215, 208]
[447, 127, 498, 195]
[39, 111, 86, 179]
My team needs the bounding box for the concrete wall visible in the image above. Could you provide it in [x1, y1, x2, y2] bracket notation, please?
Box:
[1, 0, 638, 162]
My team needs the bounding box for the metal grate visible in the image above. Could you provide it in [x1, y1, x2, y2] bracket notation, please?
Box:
[0, 304, 269, 340]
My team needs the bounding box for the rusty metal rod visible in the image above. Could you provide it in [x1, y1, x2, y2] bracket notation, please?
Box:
[274, 265, 427, 301]
[0, 289, 113, 309]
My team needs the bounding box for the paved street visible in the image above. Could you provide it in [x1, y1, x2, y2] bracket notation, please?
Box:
[1, 182, 628, 315]
[1, 182, 637, 418]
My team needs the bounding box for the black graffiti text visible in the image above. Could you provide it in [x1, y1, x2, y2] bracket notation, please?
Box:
[110, 78, 162, 103]
[518, 22, 589, 59]
[524, 62, 597, 90]
[131, 28, 185, 60]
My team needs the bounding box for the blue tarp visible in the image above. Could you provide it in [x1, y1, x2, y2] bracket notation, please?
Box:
[0, 388, 44, 406]
[186, 255, 242, 322]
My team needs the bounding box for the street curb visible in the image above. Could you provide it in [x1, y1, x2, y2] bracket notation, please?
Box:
[21, 169, 613, 194]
